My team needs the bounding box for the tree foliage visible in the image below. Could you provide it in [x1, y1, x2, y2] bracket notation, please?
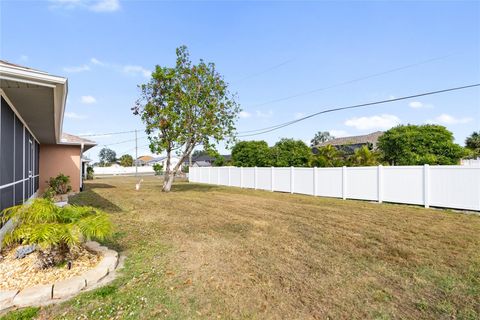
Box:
[310, 131, 334, 147]
[377, 124, 466, 165]
[99, 148, 117, 166]
[119, 154, 134, 167]
[311, 145, 344, 167]
[231, 140, 272, 167]
[133, 46, 240, 191]
[465, 131, 480, 157]
[271, 138, 311, 167]
[347, 146, 381, 166]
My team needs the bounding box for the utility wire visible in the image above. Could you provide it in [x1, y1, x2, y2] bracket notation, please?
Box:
[102, 136, 148, 147]
[237, 83, 480, 137]
[78, 129, 141, 137]
[248, 53, 458, 108]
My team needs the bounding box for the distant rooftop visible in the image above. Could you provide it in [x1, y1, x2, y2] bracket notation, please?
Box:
[316, 131, 384, 147]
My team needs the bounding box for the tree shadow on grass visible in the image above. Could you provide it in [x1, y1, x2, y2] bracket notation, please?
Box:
[69, 183, 122, 213]
[69, 183, 125, 252]
[167, 183, 220, 193]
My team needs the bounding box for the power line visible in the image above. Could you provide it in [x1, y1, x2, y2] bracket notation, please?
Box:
[248, 53, 458, 108]
[102, 135, 148, 147]
[237, 83, 480, 137]
[78, 129, 141, 137]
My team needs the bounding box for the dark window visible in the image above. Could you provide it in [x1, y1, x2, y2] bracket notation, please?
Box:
[1, 97, 14, 186]
[15, 182, 23, 205]
[0, 186, 14, 212]
[14, 115, 23, 181]
[35, 141, 39, 176]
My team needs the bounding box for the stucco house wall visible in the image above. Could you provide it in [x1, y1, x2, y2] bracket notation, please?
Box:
[39, 144, 81, 193]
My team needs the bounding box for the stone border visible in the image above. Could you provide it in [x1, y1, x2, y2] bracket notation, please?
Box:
[0, 241, 120, 312]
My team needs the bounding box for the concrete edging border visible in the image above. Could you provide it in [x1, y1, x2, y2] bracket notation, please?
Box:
[0, 241, 120, 313]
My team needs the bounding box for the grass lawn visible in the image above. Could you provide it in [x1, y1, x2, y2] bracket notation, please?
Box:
[6, 176, 479, 319]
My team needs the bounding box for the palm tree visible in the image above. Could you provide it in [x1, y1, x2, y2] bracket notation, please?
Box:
[1, 199, 112, 268]
[348, 146, 380, 166]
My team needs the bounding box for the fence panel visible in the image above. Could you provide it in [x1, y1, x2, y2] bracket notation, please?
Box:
[242, 168, 255, 188]
[316, 168, 343, 198]
[230, 168, 241, 187]
[293, 168, 314, 195]
[218, 167, 229, 186]
[273, 168, 291, 193]
[189, 166, 479, 211]
[210, 167, 219, 185]
[383, 166, 424, 205]
[345, 167, 378, 201]
[429, 166, 480, 211]
[257, 168, 272, 191]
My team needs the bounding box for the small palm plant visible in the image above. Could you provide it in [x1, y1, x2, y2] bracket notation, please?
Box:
[1, 199, 112, 268]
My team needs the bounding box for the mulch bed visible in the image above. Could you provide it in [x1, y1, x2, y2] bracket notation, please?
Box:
[0, 245, 100, 291]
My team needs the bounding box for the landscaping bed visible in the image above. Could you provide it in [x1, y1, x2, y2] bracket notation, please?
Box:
[0, 245, 100, 291]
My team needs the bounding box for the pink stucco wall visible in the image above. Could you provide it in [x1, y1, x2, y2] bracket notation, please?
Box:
[39, 144, 81, 193]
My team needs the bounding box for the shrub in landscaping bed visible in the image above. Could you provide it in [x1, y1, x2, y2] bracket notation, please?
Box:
[0, 199, 112, 269]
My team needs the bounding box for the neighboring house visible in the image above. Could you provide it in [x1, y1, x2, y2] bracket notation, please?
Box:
[191, 154, 231, 167]
[0, 60, 96, 211]
[191, 160, 212, 167]
[312, 131, 384, 154]
[134, 155, 154, 166]
[146, 156, 183, 171]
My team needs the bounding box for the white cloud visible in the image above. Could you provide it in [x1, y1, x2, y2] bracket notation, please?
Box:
[64, 112, 87, 119]
[426, 114, 473, 125]
[255, 110, 273, 118]
[63, 64, 91, 73]
[90, 57, 105, 66]
[49, 0, 120, 12]
[345, 114, 400, 130]
[409, 101, 433, 109]
[328, 130, 349, 138]
[89, 0, 120, 12]
[239, 111, 251, 118]
[123, 65, 151, 78]
[81, 95, 97, 104]
[293, 112, 305, 120]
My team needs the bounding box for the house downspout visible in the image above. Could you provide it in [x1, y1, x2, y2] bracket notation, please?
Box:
[80, 143, 84, 191]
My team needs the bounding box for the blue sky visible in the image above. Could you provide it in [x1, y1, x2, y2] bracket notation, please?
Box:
[1, 0, 479, 161]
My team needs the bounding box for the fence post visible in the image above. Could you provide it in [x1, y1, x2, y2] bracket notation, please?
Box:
[424, 164, 430, 208]
[217, 167, 220, 185]
[290, 166, 294, 194]
[240, 167, 244, 188]
[377, 165, 383, 203]
[228, 167, 231, 186]
[208, 167, 212, 184]
[313, 167, 317, 196]
[271, 166, 274, 192]
[254, 166, 258, 190]
[342, 166, 347, 200]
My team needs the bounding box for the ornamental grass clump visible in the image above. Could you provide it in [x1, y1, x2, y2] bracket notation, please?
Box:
[1, 198, 112, 269]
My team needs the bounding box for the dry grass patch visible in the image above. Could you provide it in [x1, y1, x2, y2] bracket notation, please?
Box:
[27, 176, 480, 320]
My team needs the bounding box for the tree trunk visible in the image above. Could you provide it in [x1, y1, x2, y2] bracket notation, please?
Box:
[162, 149, 173, 192]
[163, 171, 174, 192]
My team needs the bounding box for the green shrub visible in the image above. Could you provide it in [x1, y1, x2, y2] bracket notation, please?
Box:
[86, 166, 94, 180]
[47, 173, 72, 195]
[152, 163, 163, 175]
[1, 198, 113, 268]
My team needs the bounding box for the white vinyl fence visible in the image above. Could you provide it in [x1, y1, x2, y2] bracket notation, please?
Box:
[189, 165, 480, 211]
[93, 166, 154, 176]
